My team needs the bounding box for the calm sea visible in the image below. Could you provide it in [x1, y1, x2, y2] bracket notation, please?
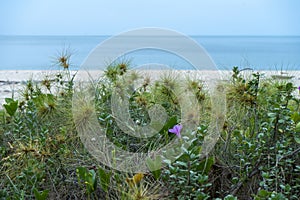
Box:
[0, 35, 300, 70]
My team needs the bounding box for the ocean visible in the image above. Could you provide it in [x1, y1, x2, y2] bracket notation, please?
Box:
[0, 35, 300, 71]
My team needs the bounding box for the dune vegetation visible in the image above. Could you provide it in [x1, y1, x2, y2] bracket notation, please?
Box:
[0, 54, 300, 200]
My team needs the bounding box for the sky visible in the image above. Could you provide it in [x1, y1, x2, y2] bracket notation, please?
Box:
[0, 0, 300, 36]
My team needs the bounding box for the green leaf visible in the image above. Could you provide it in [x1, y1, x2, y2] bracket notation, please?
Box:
[87, 169, 97, 193]
[295, 122, 300, 133]
[224, 195, 238, 200]
[3, 98, 18, 116]
[98, 167, 111, 192]
[270, 192, 287, 200]
[33, 188, 49, 200]
[196, 156, 215, 174]
[163, 159, 172, 165]
[146, 156, 162, 180]
[76, 167, 88, 180]
[177, 153, 190, 162]
[257, 189, 271, 198]
[175, 161, 188, 168]
[285, 82, 293, 90]
[294, 122, 300, 143]
[4, 98, 14, 104]
[294, 133, 300, 144]
[267, 112, 277, 118]
[76, 167, 97, 194]
[291, 112, 300, 123]
[159, 115, 177, 134]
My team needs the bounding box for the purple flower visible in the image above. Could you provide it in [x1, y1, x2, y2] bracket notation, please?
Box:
[298, 86, 300, 91]
[169, 124, 182, 138]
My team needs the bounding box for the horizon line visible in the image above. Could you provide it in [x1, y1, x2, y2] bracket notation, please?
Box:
[1, 34, 300, 37]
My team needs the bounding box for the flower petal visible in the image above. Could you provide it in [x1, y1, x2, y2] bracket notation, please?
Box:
[169, 124, 182, 138]
[168, 128, 177, 134]
[176, 124, 182, 133]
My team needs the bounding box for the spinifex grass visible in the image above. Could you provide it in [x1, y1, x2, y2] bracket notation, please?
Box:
[1, 57, 300, 199]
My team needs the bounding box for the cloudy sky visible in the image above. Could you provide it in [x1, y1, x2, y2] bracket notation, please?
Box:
[0, 0, 299, 35]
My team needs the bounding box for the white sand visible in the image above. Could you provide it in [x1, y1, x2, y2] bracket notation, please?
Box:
[1, 70, 300, 109]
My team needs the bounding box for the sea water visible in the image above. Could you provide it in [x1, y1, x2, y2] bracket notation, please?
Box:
[0, 35, 299, 71]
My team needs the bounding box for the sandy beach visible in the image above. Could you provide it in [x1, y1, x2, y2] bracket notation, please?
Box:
[1, 69, 300, 109]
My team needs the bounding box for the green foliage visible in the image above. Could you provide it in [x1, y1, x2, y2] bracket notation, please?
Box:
[146, 156, 162, 180]
[1, 61, 300, 199]
[3, 98, 18, 117]
[33, 188, 49, 200]
[212, 67, 300, 198]
[76, 167, 97, 195]
[98, 167, 112, 193]
[0, 53, 93, 199]
[94, 68, 184, 154]
[162, 126, 213, 199]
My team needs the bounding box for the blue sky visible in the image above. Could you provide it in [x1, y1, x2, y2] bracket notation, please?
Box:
[0, 0, 300, 35]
